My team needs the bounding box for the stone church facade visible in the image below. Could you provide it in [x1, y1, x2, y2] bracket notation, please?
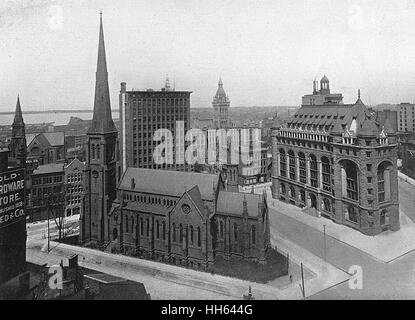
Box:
[272, 77, 399, 236]
[107, 168, 270, 269]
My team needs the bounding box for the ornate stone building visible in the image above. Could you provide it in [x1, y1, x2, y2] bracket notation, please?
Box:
[107, 168, 270, 269]
[212, 78, 231, 129]
[272, 77, 399, 236]
[81, 13, 118, 246]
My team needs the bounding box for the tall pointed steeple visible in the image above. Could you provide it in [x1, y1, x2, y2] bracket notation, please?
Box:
[9, 95, 26, 167]
[88, 12, 116, 134]
[13, 95, 24, 128]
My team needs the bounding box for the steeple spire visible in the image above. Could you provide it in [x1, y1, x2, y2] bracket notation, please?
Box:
[13, 95, 25, 128]
[88, 12, 116, 134]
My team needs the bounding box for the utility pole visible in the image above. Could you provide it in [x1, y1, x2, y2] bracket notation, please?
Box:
[323, 224, 326, 262]
[300, 262, 305, 298]
[47, 200, 50, 253]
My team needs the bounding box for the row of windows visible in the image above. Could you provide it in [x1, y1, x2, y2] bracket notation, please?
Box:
[67, 173, 82, 183]
[130, 98, 189, 106]
[217, 220, 257, 245]
[91, 143, 101, 160]
[67, 196, 82, 206]
[123, 192, 177, 207]
[32, 175, 63, 185]
[279, 150, 332, 192]
[32, 186, 63, 196]
[122, 216, 202, 247]
[278, 137, 331, 151]
[67, 185, 83, 194]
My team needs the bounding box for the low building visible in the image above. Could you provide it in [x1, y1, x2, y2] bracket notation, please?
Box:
[83, 274, 150, 300]
[28, 163, 65, 222]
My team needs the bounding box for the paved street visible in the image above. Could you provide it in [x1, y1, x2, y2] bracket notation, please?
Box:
[26, 216, 348, 300]
[268, 179, 415, 299]
[25, 179, 415, 300]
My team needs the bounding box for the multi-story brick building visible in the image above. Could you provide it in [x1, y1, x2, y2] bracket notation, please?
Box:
[398, 103, 415, 132]
[107, 168, 270, 269]
[117, 79, 191, 177]
[28, 163, 65, 222]
[375, 109, 398, 133]
[272, 76, 400, 236]
[64, 158, 85, 217]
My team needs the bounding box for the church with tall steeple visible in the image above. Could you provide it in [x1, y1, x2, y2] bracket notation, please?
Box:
[8, 95, 27, 169]
[81, 13, 118, 246]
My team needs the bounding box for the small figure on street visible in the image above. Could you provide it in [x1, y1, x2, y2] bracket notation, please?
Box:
[243, 286, 255, 300]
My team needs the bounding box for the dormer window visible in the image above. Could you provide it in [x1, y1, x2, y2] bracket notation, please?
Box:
[342, 137, 355, 145]
[380, 138, 388, 145]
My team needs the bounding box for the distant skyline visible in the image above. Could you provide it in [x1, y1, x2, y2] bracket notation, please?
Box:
[2, 0, 415, 111]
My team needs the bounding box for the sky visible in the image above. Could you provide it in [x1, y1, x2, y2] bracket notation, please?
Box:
[2, 0, 415, 111]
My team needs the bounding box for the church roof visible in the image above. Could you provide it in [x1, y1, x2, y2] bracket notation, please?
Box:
[42, 132, 65, 147]
[119, 168, 222, 201]
[88, 13, 117, 134]
[321, 75, 329, 82]
[216, 191, 263, 218]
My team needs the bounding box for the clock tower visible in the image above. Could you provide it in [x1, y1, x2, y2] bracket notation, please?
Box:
[81, 13, 118, 246]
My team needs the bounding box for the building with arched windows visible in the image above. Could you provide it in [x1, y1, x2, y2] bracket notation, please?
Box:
[104, 168, 270, 270]
[271, 77, 400, 236]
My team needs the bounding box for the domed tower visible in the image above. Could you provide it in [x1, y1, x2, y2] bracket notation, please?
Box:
[212, 77, 231, 129]
[320, 75, 330, 94]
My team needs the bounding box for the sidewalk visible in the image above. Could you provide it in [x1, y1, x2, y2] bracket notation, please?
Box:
[398, 170, 415, 188]
[26, 236, 349, 300]
[269, 233, 350, 298]
[265, 188, 415, 263]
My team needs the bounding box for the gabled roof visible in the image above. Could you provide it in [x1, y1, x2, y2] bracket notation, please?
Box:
[65, 157, 85, 170]
[26, 132, 64, 148]
[119, 168, 221, 201]
[185, 185, 205, 216]
[42, 132, 65, 147]
[33, 163, 64, 175]
[358, 117, 379, 137]
[25, 133, 37, 147]
[216, 191, 263, 218]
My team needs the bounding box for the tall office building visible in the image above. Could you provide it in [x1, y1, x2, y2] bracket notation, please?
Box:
[398, 103, 415, 132]
[81, 13, 118, 245]
[212, 78, 231, 129]
[118, 78, 191, 177]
